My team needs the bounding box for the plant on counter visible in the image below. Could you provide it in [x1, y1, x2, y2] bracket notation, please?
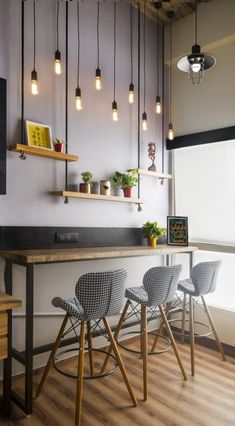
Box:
[142, 221, 166, 247]
[54, 138, 64, 153]
[80, 171, 93, 194]
[110, 169, 138, 198]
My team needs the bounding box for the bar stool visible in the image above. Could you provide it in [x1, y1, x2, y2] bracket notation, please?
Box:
[35, 269, 138, 426]
[169, 260, 226, 376]
[101, 265, 187, 401]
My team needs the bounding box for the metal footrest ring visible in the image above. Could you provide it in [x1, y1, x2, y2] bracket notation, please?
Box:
[117, 331, 171, 355]
[168, 318, 212, 338]
[53, 347, 118, 380]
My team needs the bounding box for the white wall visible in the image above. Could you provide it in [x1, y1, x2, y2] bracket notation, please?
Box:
[0, 0, 170, 375]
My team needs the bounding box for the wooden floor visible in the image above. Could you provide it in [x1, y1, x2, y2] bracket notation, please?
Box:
[1, 336, 235, 426]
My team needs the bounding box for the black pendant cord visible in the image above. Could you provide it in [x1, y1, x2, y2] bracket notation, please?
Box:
[161, 24, 165, 173]
[169, 15, 172, 125]
[56, 0, 59, 51]
[21, 0, 25, 145]
[157, 9, 160, 95]
[77, 1, 80, 88]
[33, 0, 36, 70]
[143, 1, 146, 112]
[195, 0, 198, 45]
[113, 2, 116, 101]
[97, 1, 100, 69]
[64, 0, 68, 202]
[130, 0, 133, 84]
[137, 3, 141, 210]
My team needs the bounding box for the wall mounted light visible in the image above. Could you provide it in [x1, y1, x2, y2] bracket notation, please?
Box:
[128, 1, 134, 104]
[31, 1, 39, 95]
[112, 2, 118, 121]
[167, 11, 174, 140]
[95, 2, 102, 90]
[155, 2, 162, 114]
[177, 1, 216, 84]
[54, 1, 62, 75]
[142, 1, 147, 131]
[75, 2, 82, 110]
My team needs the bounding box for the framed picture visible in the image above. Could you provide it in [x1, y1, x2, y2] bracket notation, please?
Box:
[167, 216, 188, 246]
[25, 120, 52, 150]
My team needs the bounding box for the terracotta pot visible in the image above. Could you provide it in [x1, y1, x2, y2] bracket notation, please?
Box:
[80, 183, 91, 194]
[54, 143, 63, 153]
[123, 187, 132, 198]
[148, 237, 158, 247]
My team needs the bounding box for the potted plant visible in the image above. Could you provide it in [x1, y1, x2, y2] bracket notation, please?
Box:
[121, 170, 138, 197]
[54, 138, 64, 153]
[110, 171, 123, 196]
[142, 221, 166, 247]
[80, 171, 93, 194]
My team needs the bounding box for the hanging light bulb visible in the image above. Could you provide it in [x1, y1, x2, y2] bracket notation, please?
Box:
[142, 112, 148, 131]
[31, 1, 39, 95]
[168, 123, 174, 140]
[54, 2, 62, 75]
[129, 82, 134, 104]
[75, 87, 82, 111]
[155, 95, 161, 114]
[75, 2, 83, 111]
[112, 100, 119, 121]
[95, 2, 102, 90]
[95, 67, 101, 90]
[54, 50, 62, 75]
[128, 1, 134, 104]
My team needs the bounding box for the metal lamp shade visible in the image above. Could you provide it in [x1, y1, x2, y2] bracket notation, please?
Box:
[177, 50, 216, 73]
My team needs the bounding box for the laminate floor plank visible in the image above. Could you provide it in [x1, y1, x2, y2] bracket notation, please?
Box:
[0, 338, 235, 426]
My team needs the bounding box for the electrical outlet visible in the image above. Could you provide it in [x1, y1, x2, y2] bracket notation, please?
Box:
[55, 232, 79, 244]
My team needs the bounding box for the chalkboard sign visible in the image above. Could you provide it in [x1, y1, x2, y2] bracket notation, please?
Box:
[167, 216, 188, 246]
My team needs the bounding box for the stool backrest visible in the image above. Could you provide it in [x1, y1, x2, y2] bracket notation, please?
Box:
[75, 268, 127, 320]
[143, 265, 182, 306]
[190, 260, 221, 295]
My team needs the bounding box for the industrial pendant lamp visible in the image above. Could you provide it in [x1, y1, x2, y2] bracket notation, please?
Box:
[54, 1, 62, 75]
[128, 1, 134, 104]
[167, 11, 174, 141]
[75, 2, 82, 110]
[112, 2, 118, 121]
[142, 1, 147, 131]
[95, 2, 102, 90]
[155, 2, 161, 114]
[31, 1, 39, 95]
[177, 1, 216, 84]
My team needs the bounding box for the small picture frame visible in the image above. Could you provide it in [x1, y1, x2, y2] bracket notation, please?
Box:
[167, 216, 188, 246]
[25, 120, 52, 150]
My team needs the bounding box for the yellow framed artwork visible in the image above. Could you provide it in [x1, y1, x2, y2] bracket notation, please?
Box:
[25, 120, 52, 150]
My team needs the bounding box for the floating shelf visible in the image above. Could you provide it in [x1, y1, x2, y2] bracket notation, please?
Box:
[9, 144, 78, 162]
[137, 169, 172, 180]
[53, 191, 143, 204]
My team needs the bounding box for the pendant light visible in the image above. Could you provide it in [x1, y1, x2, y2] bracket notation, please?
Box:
[31, 1, 39, 95]
[95, 2, 102, 90]
[167, 11, 174, 140]
[112, 2, 118, 121]
[75, 1, 82, 111]
[155, 2, 161, 114]
[142, 1, 147, 131]
[54, 1, 62, 75]
[128, 1, 134, 104]
[177, 1, 216, 84]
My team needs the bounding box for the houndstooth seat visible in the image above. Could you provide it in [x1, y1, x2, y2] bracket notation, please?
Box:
[102, 264, 187, 401]
[36, 268, 138, 426]
[175, 260, 226, 376]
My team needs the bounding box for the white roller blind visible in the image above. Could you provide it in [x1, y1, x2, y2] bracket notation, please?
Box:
[174, 140, 235, 244]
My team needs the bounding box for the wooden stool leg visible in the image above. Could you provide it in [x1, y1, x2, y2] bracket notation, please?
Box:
[159, 305, 187, 381]
[181, 293, 187, 343]
[201, 296, 226, 361]
[100, 300, 130, 374]
[75, 321, 85, 426]
[189, 296, 195, 376]
[87, 321, 94, 376]
[103, 317, 138, 407]
[35, 314, 69, 398]
[141, 305, 148, 401]
[150, 302, 173, 353]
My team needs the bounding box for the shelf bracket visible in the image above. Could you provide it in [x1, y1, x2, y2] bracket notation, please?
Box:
[19, 150, 26, 160]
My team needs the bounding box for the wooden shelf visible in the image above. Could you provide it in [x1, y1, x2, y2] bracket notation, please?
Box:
[53, 191, 143, 204]
[137, 169, 172, 180]
[9, 144, 78, 162]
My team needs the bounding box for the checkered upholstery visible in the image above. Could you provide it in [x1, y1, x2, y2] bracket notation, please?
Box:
[178, 261, 221, 297]
[52, 269, 127, 321]
[125, 265, 182, 307]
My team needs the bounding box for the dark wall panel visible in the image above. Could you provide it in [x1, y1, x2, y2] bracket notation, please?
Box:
[0, 78, 6, 195]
